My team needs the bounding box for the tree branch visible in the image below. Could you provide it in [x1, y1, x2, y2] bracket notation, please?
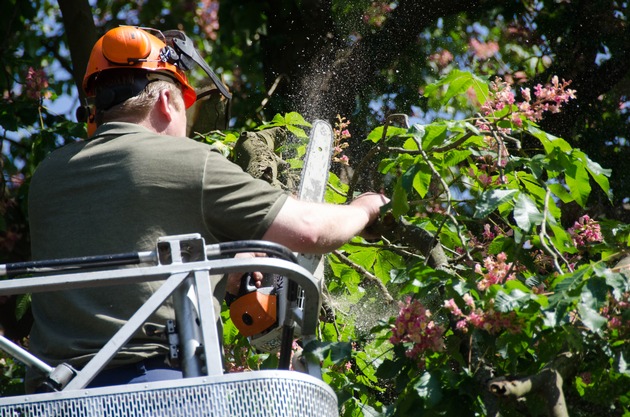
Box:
[57, 0, 98, 103]
[487, 352, 577, 417]
[331, 250, 394, 303]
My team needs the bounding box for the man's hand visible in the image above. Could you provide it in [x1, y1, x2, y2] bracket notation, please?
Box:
[225, 252, 267, 296]
[349, 192, 390, 240]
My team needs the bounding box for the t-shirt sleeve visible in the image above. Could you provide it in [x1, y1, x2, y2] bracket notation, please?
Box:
[201, 149, 289, 241]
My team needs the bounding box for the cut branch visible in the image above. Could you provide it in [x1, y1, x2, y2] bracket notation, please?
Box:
[369, 214, 450, 270]
[487, 352, 577, 417]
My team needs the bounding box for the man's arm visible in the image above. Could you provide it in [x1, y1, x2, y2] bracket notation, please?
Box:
[262, 192, 388, 254]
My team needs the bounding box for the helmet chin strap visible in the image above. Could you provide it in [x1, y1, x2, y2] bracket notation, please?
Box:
[163, 30, 232, 101]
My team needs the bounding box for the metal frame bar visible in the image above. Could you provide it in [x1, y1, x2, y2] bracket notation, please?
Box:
[0, 253, 323, 391]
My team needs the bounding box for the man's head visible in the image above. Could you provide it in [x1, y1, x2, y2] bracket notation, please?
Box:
[82, 26, 197, 134]
[91, 70, 185, 128]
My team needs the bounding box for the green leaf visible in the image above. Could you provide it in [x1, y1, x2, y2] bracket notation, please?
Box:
[420, 123, 448, 150]
[443, 149, 471, 168]
[551, 265, 592, 297]
[284, 111, 311, 127]
[424, 70, 488, 106]
[374, 250, 404, 284]
[304, 341, 352, 364]
[488, 235, 515, 255]
[14, 294, 31, 321]
[565, 161, 591, 208]
[576, 150, 613, 201]
[494, 288, 533, 312]
[473, 189, 518, 219]
[517, 173, 547, 202]
[577, 303, 607, 334]
[548, 183, 574, 203]
[602, 271, 630, 299]
[413, 371, 443, 408]
[443, 72, 474, 104]
[619, 351, 630, 376]
[403, 137, 420, 150]
[580, 277, 608, 311]
[376, 358, 405, 379]
[513, 192, 543, 232]
[412, 163, 432, 198]
[348, 247, 377, 271]
[470, 76, 491, 106]
[366, 125, 408, 143]
[285, 124, 308, 138]
[527, 125, 572, 153]
[392, 179, 410, 217]
[325, 172, 348, 204]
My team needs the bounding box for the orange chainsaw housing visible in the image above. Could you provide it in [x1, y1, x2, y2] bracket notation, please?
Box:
[229, 291, 277, 337]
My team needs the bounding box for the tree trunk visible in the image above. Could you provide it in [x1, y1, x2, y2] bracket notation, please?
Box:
[57, 0, 98, 103]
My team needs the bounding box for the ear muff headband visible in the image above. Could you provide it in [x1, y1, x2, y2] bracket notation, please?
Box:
[163, 30, 232, 100]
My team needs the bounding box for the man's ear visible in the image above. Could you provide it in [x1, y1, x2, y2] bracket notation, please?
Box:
[157, 89, 174, 122]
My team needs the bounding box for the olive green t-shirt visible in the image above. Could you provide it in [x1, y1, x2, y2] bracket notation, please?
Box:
[27, 122, 288, 370]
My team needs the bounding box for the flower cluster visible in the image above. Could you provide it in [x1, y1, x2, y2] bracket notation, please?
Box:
[467, 223, 513, 257]
[468, 145, 509, 188]
[445, 295, 522, 335]
[601, 292, 630, 337]
[568, 215, 603, 247]
[332, 114, 351, 165]
[469, 38, 499, 60]
[479, 75, 577, 129]
[519, 76, 577, 123]
[474, 252, 517, 291]
[362, 1, 393, 28]
[429, 49, 454, 70]
[24, 67, 51, 101]
[196, 0, 220, 40]
[390, 297, 445, 361]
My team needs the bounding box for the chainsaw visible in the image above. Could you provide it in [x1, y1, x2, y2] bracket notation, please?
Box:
[228, 120, 333, 355]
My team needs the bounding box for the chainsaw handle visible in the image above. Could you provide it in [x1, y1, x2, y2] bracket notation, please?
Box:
[211, 240, 298, 263]
[238, 272, 258, 296]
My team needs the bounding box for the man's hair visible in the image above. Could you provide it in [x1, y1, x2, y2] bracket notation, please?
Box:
[94, 70, 184, 126]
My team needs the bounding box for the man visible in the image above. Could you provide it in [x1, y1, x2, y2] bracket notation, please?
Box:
[26, 26, 387, 391]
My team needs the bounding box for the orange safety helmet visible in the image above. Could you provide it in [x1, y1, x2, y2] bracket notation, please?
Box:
[83, 26, 197, 108]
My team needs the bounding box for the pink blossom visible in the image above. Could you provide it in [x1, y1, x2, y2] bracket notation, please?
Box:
[482, 224, 495, 241]
[601, 291, 630, 337]
[196, 0, 220, 40]
[475, 252, 516, 291]
[24, 67, 51, 101]
[429, 49, 454, 68]
[447, 296, 523, 335]
[444, 298, 463, 316]
[332, 115, 351, 165]
[390, 297, 445, 361]
[568, 215, 603, 247]
[463, 293, 476, 308]
[363, 1, 392, 27]
[478, 75, 577, 128]
[470, 39, 499, 60]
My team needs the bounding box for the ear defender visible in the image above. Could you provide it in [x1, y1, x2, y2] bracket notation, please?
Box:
[75, 102, 96, 137]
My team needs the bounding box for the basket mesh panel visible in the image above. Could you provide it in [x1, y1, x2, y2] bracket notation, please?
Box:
[0, 376, 338, 417]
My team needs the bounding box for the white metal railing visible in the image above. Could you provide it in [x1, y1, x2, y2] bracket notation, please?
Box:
[0, 234, 337, 417]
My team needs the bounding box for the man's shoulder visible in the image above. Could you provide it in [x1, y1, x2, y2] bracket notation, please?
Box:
[94, 122, 217, 154]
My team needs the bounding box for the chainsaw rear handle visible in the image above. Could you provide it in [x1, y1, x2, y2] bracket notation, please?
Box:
[210, 240, 298, 263]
